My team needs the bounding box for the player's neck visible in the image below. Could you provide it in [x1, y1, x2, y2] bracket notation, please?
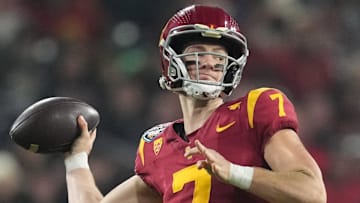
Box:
[179, 94, 223, 135]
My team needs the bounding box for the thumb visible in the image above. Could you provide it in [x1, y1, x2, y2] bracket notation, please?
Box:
[77, 115, 89, 133]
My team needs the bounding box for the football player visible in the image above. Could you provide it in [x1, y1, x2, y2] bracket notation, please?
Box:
[65, 5, 327, 203]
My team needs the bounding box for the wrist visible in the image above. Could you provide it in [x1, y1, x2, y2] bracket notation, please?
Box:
[64, 152, 89, 172]
[228, 163, 254, 190]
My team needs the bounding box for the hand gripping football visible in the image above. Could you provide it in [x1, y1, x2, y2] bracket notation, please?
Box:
[9, 97, 100, 153]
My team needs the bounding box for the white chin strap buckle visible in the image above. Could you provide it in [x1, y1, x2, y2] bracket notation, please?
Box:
[183, 81, 223, 100]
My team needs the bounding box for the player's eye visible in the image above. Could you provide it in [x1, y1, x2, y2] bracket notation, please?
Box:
[215, 55, 226, 63]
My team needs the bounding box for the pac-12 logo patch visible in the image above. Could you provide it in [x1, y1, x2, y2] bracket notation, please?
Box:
[142, 122, 171, 143]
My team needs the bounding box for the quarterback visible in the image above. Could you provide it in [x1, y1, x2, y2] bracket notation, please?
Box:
[65, 5, 326, 203]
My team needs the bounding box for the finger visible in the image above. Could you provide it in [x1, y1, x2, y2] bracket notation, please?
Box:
[90, 128, 97, 136]
[194, 140, 208, 155]
[77, 115, 89, 136]
[196, 160, 207, 169]
[197, 160, 213, 175]
[195, 140, 218, 162]
[89, 129, 97, 142]
[211, 163, 217, 175]
[184, 146, 200, 157]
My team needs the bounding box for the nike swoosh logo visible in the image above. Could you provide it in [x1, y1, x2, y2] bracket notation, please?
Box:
[216, 121, 236, 133]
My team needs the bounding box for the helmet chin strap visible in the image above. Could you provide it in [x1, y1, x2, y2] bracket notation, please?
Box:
[183, 81, 223, 100]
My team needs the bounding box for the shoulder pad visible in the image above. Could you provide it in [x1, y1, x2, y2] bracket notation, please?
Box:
[142, 122, 172, 143]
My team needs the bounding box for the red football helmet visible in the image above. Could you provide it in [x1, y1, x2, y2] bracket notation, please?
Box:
[158, 5, 249, 99]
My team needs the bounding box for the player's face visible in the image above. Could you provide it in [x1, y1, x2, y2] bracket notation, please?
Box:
[182, 44, 228, 82]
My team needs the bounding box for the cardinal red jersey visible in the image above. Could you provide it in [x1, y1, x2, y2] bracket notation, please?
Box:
[135, 87, 299, 203]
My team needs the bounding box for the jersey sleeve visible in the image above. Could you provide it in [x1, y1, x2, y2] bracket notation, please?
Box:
[246, 88, 299, 153]
[134, 138, 146, 174]
[134, 122, 172, 190]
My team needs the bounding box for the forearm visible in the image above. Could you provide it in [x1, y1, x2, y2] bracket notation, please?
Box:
[247, 167, 326, 203]
[65, 152, 103, 203]
[66, 168, 104, 203]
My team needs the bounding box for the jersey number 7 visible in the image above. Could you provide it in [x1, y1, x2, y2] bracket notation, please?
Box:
[172, 164, 212, 203]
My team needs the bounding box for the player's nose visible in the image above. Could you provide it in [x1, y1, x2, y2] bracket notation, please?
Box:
[198, 54, 218, 70]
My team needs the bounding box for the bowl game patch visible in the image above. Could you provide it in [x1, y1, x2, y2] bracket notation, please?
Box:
[142, 122, 171, 142]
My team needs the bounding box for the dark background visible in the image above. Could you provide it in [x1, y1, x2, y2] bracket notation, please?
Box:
[0, 0, 359, 202]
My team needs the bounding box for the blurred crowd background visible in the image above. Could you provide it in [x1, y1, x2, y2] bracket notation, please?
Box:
[0, 0, 359, 202]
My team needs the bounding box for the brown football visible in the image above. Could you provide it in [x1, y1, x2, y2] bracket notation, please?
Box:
[9, 97, 100, 153]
